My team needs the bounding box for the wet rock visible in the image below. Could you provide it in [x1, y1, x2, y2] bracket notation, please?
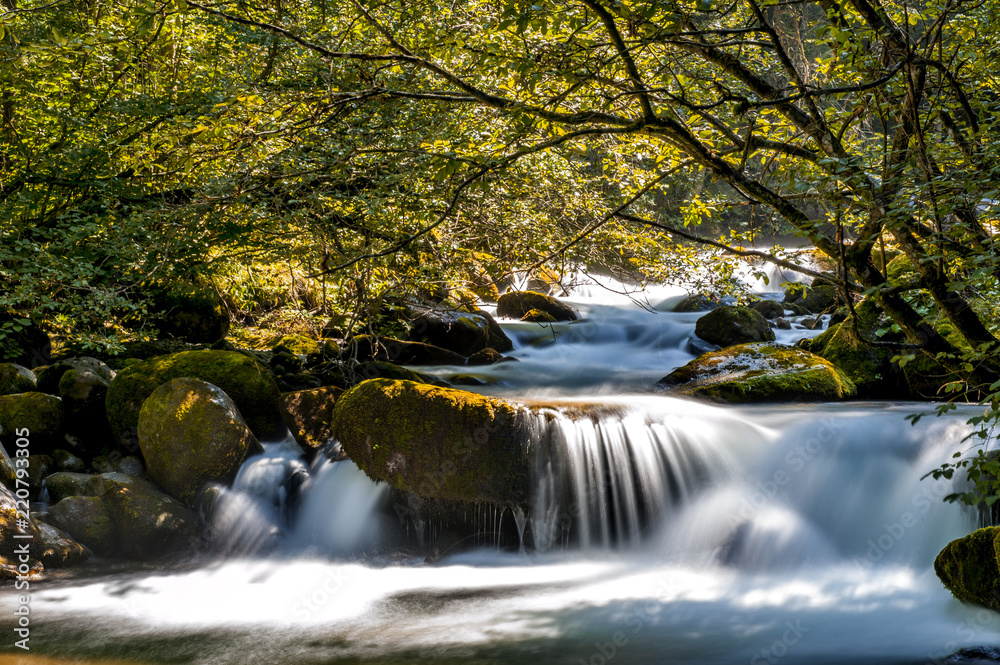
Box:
[35, 521, 92, 567]
[279, 385, 343, 453]
[137, 378, 264, 506]
[935, 527, 1000, 612]
[409, 305, 493, 356]
[467, 348, 505, 366]
[750, 300, 785, 320]
[521, 308, 557, 323]
[333, 379, 531, 504]
[106, 349, 284, 452]
[685, 337, 720, 357]
[774, 317, 791, 330]
[496, 290, 578, 322]
[657, 342, 857, 403]
[0, 363, 36, 396]
[46, 473, 199, 560]
[672, 294, 719, 313]
[0, 393, 66, 456]
[694, 306, 775, 348]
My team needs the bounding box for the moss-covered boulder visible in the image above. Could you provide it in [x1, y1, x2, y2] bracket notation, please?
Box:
[467, 348, 506, 366]
[0, 392, 66, 455]
[750, 300, 785, 320]
[279, 385, 343, 452]
[138, 378, 264, 506]
[521, 308, 557, 323]
[935, 527, 1000, 611]
[35, 356, 115, 395]
[410, 305, 493, 356]
[59, 367, 113, 447]
[496, 290, 578, 322]
[333, 379, 531, 504]
[673, 294, 720, 313]
[805, 301, 906, 397]
[0, 363, 36, 396]
[271, 334, 320, 355]
[46, 473, 198, 560]
[45, 471, 96, 503]
[106, 349, 283, 451]
[656, 343, 857, 403]
[694, 306, 775, 348]
[152, 282, 230, 343]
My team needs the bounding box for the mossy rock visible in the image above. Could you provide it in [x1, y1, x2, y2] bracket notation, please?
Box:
[410, 305, 492, 356]
[467, 348, 505, 366]
[271, 334, 320, 356]
[521, 308, 557, 323]
[0, 363, 36, 396]
[935, 527, 1000, 611]
[750, 300, 785, 320]
[694, 306, 775, 348]
[279, 385, 343, 452]
[106, 349, 283, 451]
[0, 392, 66, 456]
[656, 343, 857, 403]
[46, 473, 198, 560]
[496, 290, 578, 322]
[137, 378, 264, 506]
[354, 361, 449, 387]
[673, 294, 720, 313]
[36, 356, 115, 394]
[332, 379, 531, 504]
[378, 337, 467, 366]
[152, 282, 230, 343]
[45, 471, 99, 503]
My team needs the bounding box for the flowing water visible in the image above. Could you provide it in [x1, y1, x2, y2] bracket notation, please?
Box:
[3, 270, 998, 664]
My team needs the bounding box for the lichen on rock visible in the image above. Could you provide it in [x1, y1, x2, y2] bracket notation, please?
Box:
[656, 342, 857, 403]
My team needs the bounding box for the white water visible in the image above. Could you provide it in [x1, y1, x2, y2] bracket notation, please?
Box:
[4, 265, 999, 664]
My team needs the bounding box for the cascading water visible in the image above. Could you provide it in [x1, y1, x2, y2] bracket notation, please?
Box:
[5, 269, 1000, 665]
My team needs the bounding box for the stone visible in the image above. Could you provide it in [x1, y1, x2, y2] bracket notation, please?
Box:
[694, 306, 775, 348]
[137, 378, 264, 506]
[750, 300, 785, 320]
[333, 379, 531, 504]
[672, 294, 720, 313]
[106, 349, 284, 451]
[656, 342, 857, 403]
[0, 363, 36, 396]
[35, 356, 115, 394]
[935, 527, 1000, 611]
[0, 392, 66, 456]
[409, 305, 492, 356]
[279, 385, 343, 452]
[521, 308, 557, 323]
[467, 348, 505, 366]
[44, 471, 98, 503]
[496, 290, 578, 322]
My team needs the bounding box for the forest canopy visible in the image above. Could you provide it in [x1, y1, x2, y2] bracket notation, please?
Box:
[2, 0, 1000, 399]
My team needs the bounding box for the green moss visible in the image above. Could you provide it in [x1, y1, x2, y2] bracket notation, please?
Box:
[272, 334, 320, 355]
[279, 385, 343, 451]
[694, 306, 775, 348]
[496, 290, 578, 321]
[106, 349, 283, 450]
[332, 379, 531, 504]
[0, 392, 65, 455]
[658, 343, 857, 403]
[934, 527, 1000, 611]
[521, 308, 557, 323]
[45, 496, 118, 558]
[0, 363, 36, 396]
[137, 378, 263, 505]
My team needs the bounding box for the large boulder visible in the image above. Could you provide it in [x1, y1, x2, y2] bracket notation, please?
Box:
[59, 367, 113, 447]
[35, 356, 115, 395]
[657, 343, 857, 403]
[152, 282, 230, 343]
[333, 379, 531, 504]
[279, 386, 343, 452]
[46, 473, 199, 560]
[935, 527, 1000, 611]
[409, 305, 493, 356]
[0, 392, 66, 455]
[805, 300, 907, 397]
[138, 378, 264, 505]
[750, 300, 785, 320]
[496, 290, 578, 322]
[106, 350, 284, 451]
[694, 306, 775, 348]
[0, 363, 36, 396]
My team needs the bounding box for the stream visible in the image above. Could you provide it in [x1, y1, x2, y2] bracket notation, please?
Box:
[2, 271, 998, 664]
